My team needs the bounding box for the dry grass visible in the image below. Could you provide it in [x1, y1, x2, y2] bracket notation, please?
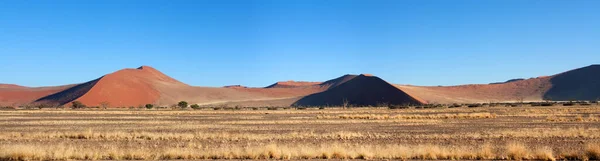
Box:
[1, 106, 599, 160]
[317, 112, 497, 120]
[587, 144, 600, 160]
[546, 114, 600, 122]
[505, 143, 555, 161]
[0, 130, 386, 141]
[0, 142, 574, 160]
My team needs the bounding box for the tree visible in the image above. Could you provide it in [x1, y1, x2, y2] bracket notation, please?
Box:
[190, 104, 200, 109]
[178, 101, 188, 108]
[145, 104, 154, 109]
[342, 98, 349, 109]
[72, 101, 86, 109]
[100, 101, 110, 109]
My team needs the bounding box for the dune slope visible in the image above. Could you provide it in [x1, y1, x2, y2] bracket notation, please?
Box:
[544, 65, 600, 101]
[293, 74, 424, 106]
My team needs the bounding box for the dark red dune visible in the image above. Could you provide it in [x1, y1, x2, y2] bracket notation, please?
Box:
[293, 74, 424, 107]
[544, 65, 600, 101]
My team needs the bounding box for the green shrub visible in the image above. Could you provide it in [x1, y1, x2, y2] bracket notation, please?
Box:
[145, 104, 154, 109]
[177, 101, 188, 108]
[190, 104, 200, 109]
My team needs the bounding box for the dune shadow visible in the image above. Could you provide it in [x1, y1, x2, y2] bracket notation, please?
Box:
[34, 77, 103, 106]
[543, 65, 600, 101]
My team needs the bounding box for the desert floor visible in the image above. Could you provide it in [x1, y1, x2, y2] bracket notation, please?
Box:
[1, 105, 599, 160]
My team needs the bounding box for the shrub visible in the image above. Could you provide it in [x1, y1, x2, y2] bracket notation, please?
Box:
[541, 102, 555, 106]
[145, 104, 154, 109]
[177, 101, 188, 108]
[563, 102, 575, 106]
[71, 101, 86, 109]
[190, 104, 200, 109]
[388, 105, 409, 109]
[467, 104, 482, 108]
[448, 104, 462, 108]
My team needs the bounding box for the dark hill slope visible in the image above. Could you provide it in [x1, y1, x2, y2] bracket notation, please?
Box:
[544, 65, 600, 101]
[293, 74, 424, 107]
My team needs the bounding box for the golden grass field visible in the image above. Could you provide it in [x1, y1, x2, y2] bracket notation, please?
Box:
[1, 105, 600, 160]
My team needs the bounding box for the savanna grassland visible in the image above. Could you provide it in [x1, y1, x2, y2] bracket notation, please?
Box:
[1, 106, 600, 160]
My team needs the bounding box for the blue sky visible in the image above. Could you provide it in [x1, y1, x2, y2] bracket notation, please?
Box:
[1, 0, 599, 87]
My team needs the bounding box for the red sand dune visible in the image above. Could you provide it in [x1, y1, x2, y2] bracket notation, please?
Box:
[293, 74, 424, 106]
[544, 65, 600, 101]
[35, 66, 326, 107]
[266, 81, 322, 88]
[36, 66, 184, 107]
[395, 65, 600, 103]
[318, 74, 358, 89]
[223, 85, 248, 88]
[0, 84, 26, 89]
[0, 85, 74, 106]
[395, 77, 552, 103]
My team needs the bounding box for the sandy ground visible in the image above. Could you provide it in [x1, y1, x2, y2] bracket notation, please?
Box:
[1, 105, 599, 160]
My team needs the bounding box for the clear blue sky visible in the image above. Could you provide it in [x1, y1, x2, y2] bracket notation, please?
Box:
[1, 0, 599, 87]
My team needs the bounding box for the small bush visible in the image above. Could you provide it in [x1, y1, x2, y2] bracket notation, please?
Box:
[388, 105, 409, 109]
[467, 104, 482, 108]
[190, 104, 200, 109]
[562, 102, 575, 106]
[145, 104, 154, 109]
[71, 101, 86, 109]
[448, 104, 462, 108]
[177, 101, 188, 108]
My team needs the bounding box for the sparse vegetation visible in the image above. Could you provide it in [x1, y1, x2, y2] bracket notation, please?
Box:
[317, 113, 497, 120]
[190, 104, 200, 109]
[177, 101, 188, 109]
[0, 105, 598, 160]
[71, 101, 86, 109]
[145, 104, 154, 109]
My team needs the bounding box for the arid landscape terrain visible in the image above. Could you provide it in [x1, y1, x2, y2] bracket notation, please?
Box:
[1, 65, 600, 108]
[1, 65, 600, 160]
[1, 105, 599, 160]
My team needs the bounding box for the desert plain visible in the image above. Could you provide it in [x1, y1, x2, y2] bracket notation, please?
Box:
[1, 105, 599, 160]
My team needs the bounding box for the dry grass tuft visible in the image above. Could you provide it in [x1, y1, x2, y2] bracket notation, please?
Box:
[506, 142, 530, 160]
[586, 144, 600, 160]
[318, 112, 497, 120]
[533, 147, 556, 161]
[0, 142, 584, 160]
[546, 114, 600, 122]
